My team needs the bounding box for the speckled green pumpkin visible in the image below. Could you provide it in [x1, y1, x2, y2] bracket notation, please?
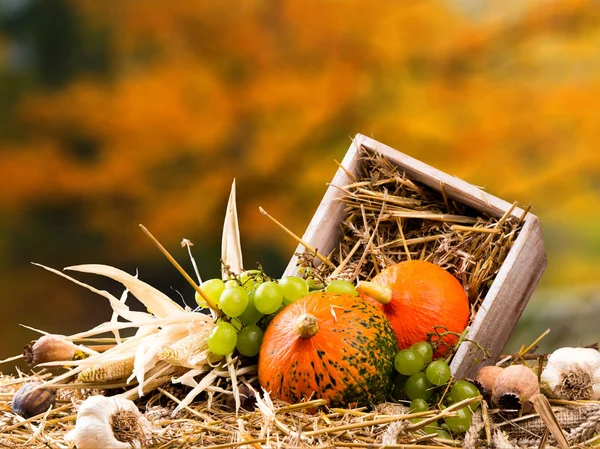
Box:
[258, 292, 398, 407]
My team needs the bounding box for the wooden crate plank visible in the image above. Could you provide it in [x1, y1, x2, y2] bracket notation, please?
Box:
[450, 214, 547, 378]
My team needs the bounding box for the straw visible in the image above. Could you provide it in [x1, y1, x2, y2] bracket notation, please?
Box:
[301, 146, 525, 317]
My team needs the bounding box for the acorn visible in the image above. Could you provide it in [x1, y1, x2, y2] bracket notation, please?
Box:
[23, 334, 77, 366]
[474, 365, 504, 400]
[11, 382, 56, 419]
[492, 365, 539, 413]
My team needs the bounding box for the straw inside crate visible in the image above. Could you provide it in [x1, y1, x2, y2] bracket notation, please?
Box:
[305, 147, 526, 320]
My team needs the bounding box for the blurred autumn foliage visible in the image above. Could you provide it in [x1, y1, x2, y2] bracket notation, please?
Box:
[1, 0, 599, 360]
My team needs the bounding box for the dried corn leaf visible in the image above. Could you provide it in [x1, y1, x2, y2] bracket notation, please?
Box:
[65, 264, 185, 318]
[221, 179, 244, 279]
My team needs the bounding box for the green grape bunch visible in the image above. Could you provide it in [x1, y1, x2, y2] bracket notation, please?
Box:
[390, 340, 481, 435]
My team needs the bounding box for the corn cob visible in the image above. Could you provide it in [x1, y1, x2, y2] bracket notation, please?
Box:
[77, 357, 135, 383]
[158, 331, 211, 368]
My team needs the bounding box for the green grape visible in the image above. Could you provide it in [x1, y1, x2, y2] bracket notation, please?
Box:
[236, 324, 264, 357]
[325, 279, 358, 296]
[410, 341, 433, 364]
[219, 286, 249, 318]
[225, 279, 239, 289]
[444, 406, 472, 433]
[435, 429, 453, 441]
[254, 281, 283, 314]
[409, 398, 429, 412]
[195, 278, 226, 308]
[405, 372, 434, 401]
[425, 359, 452, 386]
[394, 349, 426, 376]
[450, 380, 481, 410]
[239, 270, 265, 291]
[307, 278, 325, 291]
[207, 321, 237, 356]
[238, 290, 264, 325]
[279, 276, 309, 305]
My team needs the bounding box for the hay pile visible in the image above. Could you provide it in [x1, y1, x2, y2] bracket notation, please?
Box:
[2, 367, 599, 448]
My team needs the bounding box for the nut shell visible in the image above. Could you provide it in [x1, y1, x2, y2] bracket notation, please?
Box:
[11, 382, 56, 419]
[492, 365, 539, 413]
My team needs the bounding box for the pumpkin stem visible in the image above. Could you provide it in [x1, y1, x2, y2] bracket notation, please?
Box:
[296, 314, 319, 339]
[356, 281, 393, 305]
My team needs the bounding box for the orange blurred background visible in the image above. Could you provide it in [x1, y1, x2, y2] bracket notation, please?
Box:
[1, 0, 599, 369]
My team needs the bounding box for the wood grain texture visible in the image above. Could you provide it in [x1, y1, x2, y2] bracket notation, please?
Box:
[283, 134, 547, 378]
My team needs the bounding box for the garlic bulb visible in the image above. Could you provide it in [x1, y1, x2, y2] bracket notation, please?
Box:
[540, 347, 600, 400]
[65, 395, 149, 449]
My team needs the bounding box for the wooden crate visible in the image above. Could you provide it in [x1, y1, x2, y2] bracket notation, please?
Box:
[283, 134, 546, 379]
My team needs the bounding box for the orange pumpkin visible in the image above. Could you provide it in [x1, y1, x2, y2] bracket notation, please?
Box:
[356, 260, 470, 357]
[258, 292, 398, 407]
